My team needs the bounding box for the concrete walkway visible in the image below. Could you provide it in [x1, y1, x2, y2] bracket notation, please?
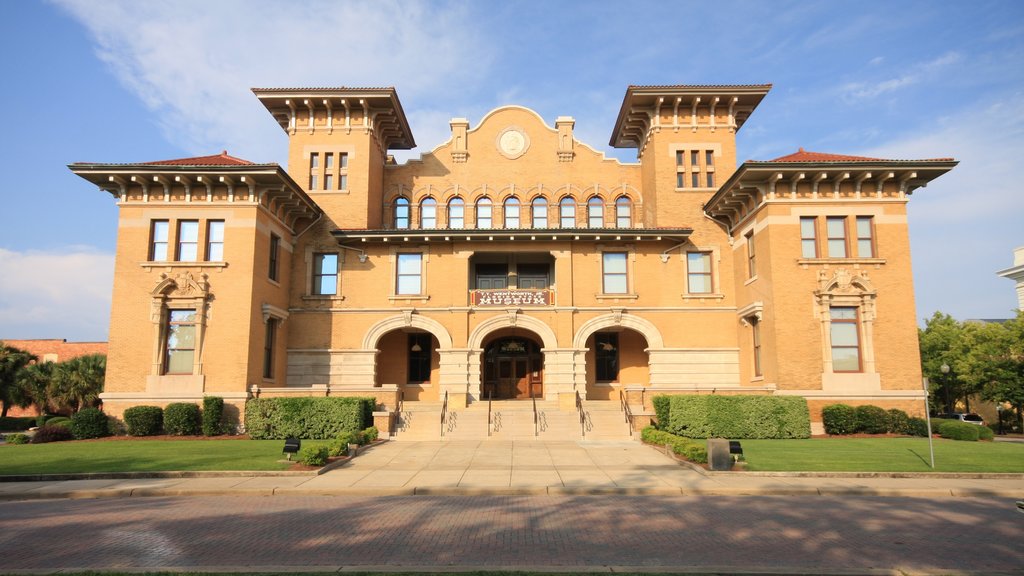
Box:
[1, 439, 1021, 500]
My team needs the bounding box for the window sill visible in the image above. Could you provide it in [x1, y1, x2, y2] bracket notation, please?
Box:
[750, 375, 765, 382]
[309, 189, 350, 195]
[302, 295, 346, 302]
[267, 277, 281, 288]
[595, 293, 639, 301]
[743, 275, 758, 286]
[680, 293, 725, 301]
[592, 382, 618, 387]
[389, 295, 431, 302]
[140, 261, 228, 272]
[797, 258, 886, 267]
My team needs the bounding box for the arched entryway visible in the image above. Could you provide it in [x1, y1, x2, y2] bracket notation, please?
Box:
[481, 330, 543, 400]
[374, 329, 440, 401]
[584, 328, 650, 400]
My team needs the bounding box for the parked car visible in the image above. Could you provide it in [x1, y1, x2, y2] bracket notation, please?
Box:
[937, 412, 986, 426]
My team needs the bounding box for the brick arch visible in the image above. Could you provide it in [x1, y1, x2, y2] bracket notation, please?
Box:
[362, 314, 454, 350]
[467, 314, 558, 350]
[572, 313, 664, 349]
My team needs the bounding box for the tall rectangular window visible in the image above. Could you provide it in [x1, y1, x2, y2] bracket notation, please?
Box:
[826, 217, 847, 258]
[338, 153, 348, 190]
[309, 153, 319, 190]
[676, 151, 686, 188]
[691, 172, 700, 188]
[532, 199, 548, 228]
[407, 333, 431, 383]
[150, 220, 169, 261]
[856, 216, 874, 257]
[752, 319, 762, 377]
[602, 252, 628, 294]
[206, 220, 224, 261]
[691, 150, 699, 166]
[177, 220, 199, 262]
[164, 309, 196, 374]
[324, 152, 334, 169]
[269, 233, 280, 281]
[705, 150, 714, 167]
[324, 174, 333, 190]
[687, 252, 713, 294]
[594, 333, 619, 382]
[830, 307, 861, 372]
[706, 172, 715, 188]
[396, 253, 422, 295]
[676, 172, 685, 188]
[312, 253, 338, 295]
[339, 153, 348, 168]
[339, 174, 347, 191]
[746, 231, 756, 278]
[800, 217, 818, 258]
[263, 318, 277, 379]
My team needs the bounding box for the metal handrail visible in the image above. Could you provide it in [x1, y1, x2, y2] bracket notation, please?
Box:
[531, 386, 538, 437]
[619, 389, 634, 437]
[390, 389, 404, 437]
[440, 390, 448, 438]
[575, 390, 585, 439]
[487, 391, 493, 437]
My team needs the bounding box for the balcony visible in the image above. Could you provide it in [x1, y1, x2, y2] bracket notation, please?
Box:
[471, 288, 553, 307]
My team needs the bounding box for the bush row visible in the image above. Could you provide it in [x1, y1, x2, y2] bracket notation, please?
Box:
[299, 426, 381, 466]
[640, 426, 708, 464]
[123, 397, 227, 437]
[935, 420, 994, 442]
[822, 404, 930, 437]
[0, 416, 37, 432]
[655, 395, 810, 439]
[244, 397, 374, 440]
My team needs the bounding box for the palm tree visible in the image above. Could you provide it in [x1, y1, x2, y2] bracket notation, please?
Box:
[14, 361, 57, 415]
[50, 354, 106, 414]
[0, 342, 37, 417]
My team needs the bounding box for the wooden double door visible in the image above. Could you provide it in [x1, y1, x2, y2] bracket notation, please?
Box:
[483, 337, 543, 400]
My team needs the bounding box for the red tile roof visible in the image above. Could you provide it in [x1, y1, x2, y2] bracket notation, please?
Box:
[762, 148, 955, 163]
[145, 151, 255, 166]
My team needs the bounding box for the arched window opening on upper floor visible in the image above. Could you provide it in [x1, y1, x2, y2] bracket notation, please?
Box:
[448, 197, 465, 229]
[476, 198, 492, 229]
[504, 197, 520, 228]
[531, 197, 548, 229]
[394, 197, 410, 229]
[559, 197, 576, 228]
[587, 197, 604, 228]
[615, 196, 632, 228]
[421, 198, 437, 229]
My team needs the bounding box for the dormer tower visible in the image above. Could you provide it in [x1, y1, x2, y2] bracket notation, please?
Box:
[253, 87, 415, 229]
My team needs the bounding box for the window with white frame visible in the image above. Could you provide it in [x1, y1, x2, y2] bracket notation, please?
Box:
[587, 197, 603, 228]
[602, 252, 628, 294]
[448, 198, 465, 229]
[476, 198, 492, 229]
[531, 197, 548, 228]
[856, 216, 874, 257]
[800, 217, 818, 258]
[164, 309, 197, 374]
[504, 197, 520, 228]
[826, 217, 847, 258]
[559, 197, 576, 228]
[830, 306, 861, 372]
[177, 220, 199, 262]
[615, 196, 631, 228]
[394, 197, 410, 229]
[150, 220, 169, 261]
[312, 253, 338, 295]
[421, 198, 437, 228]
[396, 253, 423, 295]
[206, 220, 224, 261]
[686, 251, 713, 294]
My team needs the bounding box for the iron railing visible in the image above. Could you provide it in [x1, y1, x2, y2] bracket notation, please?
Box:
[440, 390, 449, 438]
[619, 389, 634, 437]
[390, 389, 404, 437]
[575, 390, 585, 439]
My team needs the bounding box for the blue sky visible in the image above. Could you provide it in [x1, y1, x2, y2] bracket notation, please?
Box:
[1, 0, 1022, 341]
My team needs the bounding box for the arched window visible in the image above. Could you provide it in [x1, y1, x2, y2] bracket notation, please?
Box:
[531, 197, 548, 229]
[448, 197, 465, 229]
[476, 198, 492, 229]
[559, 197, 576, 228]
[394, 197, 410, 229]
[503, 197, 520, 228]
[420, 198, 437, 229]
[615, 196, 632, 228]
[587, 197, 604, 228]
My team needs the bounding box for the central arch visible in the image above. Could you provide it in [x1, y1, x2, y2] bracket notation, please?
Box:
[467, 313, 558, 350]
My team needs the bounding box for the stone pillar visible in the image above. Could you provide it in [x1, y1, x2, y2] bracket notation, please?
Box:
[543, 347, 586, 408]
[439, 348, 475, 408]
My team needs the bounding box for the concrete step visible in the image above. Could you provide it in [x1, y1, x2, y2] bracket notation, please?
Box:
[393, 409, 442, 440]
[582, 408, 633, 440]
[465, 400, 560, 412]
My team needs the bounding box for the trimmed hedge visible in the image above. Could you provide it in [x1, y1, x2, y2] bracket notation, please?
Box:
[46, 417, 71, 429]
[31, 424, 73, 443]
[124, 406, 164, 436]
[907, 417, 930, 437]
[977, 425, 994, 441]
[887, 409, 911, 435]
[652, 395, 671, 430]
[297, 445, 329, 466]
[202, 396, 224, 436]
[855, 405, 890, 435]
[665, 395, 810, 439]
[938, 420, 980, 441]
[0, 416, 36, 432]
[70, 408, 110, 440]
[363, 426, 379, 442]
[822, 404, 858, 435]
[641, 426, 708, 464]
[164, 403, 201, 436]
[244, 397, 375, 440]
[5, 433, 29, 444]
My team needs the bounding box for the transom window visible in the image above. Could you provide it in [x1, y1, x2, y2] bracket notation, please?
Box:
[504, 197, 520, 228]
[396, 253, 423, 295]
[532, 197, 548, 228]
[164, 309, 196, 374]
[559, 197, 576, 228]
[312, 253, 338, 295]
[476, 198, 492, 229]
[394, 197, 410, 229]
[587, 197, 603, 228]
[602, 252, 628, 294]
[448, 198, 465, 229]
[830, 307, 861, 372]
[421, 198, 437, 229]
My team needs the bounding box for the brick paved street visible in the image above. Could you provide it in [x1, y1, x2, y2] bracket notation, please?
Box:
[0, 495, 1021, 573]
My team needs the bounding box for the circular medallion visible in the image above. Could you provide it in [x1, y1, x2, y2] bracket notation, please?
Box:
[496, 127, 530, 159]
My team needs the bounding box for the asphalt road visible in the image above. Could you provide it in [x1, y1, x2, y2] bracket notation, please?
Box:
[0, 495, 1021, 574]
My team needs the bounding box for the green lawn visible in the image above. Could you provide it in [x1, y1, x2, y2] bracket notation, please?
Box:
[0, 439, 334, 475]
[739, 437, 1024, 472]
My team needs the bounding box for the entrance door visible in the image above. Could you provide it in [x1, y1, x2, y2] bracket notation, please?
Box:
[484, 337, 543, 400]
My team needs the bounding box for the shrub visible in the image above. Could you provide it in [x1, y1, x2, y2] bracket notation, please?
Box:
[977, 425, 994, 441]
[123, 406, 164, 436]
[363, 426, 379, 442]
[887, 409, 911, 435]
[855, 405, 890, 434]
[651, 395, 671, 430]
[70, 408, 110, 440]
[328, 432, 355, 457]
[202, 396, 224, 436]
[244, 397, 375, 439]
[938, 420, 980, 441]
[45, 417, 71, 429]
[907, 417, 930, 437]
[5, 433, 29, 444]
[640, 426, 708, 464]
[31, 424, 73, 443]
[0, 416, 36, 432]
[163, 403, 201, 436]
[822, 404, 858, 435]
[666, 395, 810, 439]
[297, 445, 329, 466]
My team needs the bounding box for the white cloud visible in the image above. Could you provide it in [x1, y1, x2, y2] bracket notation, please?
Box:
[51, 0, 492, 164]
[0, 247, 114, 341]
[840, 51, 963, 102]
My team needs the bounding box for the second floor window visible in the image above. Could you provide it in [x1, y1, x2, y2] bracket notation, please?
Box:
[687, 252, 712, 294]
[827, 217, 847, 258]
[800, 217, 818, 258]
[150, 220, 169, 261]
[312, 253, 338, 295]
[476, 198, 492, 229]
[269, 233, 280, 281]
[177, 220, 199, 261]
[746, 231, 757, 278]
[532, 197, 548, 228]
[559, 197, 576, 228]
[206, 220, 224, 261]
[396, 253, 422, 295]
[394, 197, 410, 229]
[504, 197, 520, 228]
[602, 252, 628, 294]
[587, 197, 603, 228]
[856, 216, 874, 257]
[448, 198, 465, 229]
[615, 196, 631, 228]
[421, 198, 437, 228]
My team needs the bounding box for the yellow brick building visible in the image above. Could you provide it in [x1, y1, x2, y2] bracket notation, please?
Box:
[70, 84, 955, 436]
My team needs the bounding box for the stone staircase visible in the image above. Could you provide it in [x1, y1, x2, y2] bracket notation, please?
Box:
[392, 398, 634, 441]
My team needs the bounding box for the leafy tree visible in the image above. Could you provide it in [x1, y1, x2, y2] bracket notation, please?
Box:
[957, 311, 1024, 431]
[13, 360, 57, 415]
[49, 354, 106, 414]
[0, 342, 37, 417]
[918, 312, 976, 413]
